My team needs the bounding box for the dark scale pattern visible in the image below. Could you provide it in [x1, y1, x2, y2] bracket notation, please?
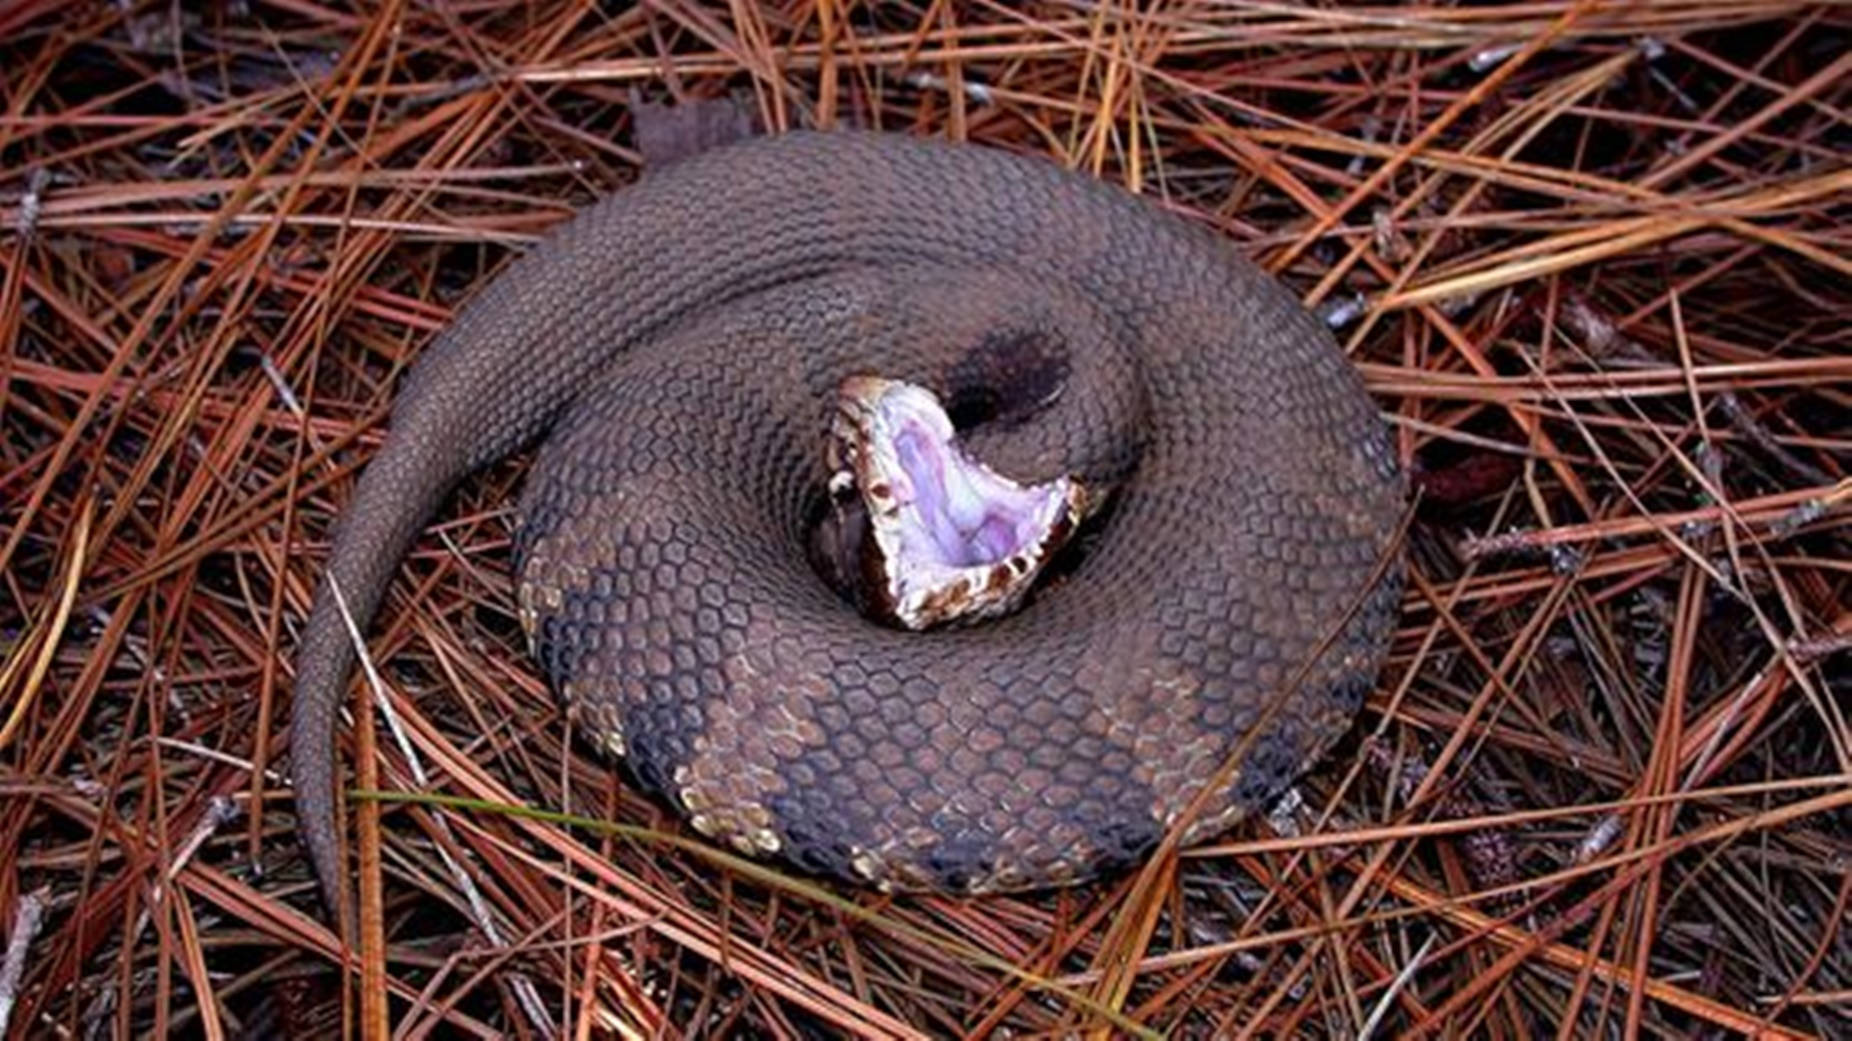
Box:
[294, 131, 1405, 912]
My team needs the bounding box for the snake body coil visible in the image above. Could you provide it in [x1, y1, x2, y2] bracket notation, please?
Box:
[293, 130, 1404, 916]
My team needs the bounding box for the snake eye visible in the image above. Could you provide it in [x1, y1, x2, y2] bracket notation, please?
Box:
[827, 376, 1084, 630]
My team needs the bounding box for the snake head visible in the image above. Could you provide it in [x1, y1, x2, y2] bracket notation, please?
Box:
[825, 375, 1085, 630]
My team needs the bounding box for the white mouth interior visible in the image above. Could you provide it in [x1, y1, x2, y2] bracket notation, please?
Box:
[830, 377, 1080, 629]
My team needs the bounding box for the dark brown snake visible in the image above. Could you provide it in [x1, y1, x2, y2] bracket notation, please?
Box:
[292, 128, 1405, 922]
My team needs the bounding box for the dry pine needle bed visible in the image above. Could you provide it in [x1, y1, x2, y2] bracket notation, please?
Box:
[0, 2, 1848, 1039]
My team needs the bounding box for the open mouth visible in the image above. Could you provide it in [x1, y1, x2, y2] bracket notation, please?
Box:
[827, 376, 1085, 629]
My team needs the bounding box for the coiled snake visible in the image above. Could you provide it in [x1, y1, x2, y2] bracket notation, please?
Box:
[292, 128, 1404, 922]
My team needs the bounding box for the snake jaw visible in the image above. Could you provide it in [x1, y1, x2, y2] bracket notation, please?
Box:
[828, 375, 1084, 630]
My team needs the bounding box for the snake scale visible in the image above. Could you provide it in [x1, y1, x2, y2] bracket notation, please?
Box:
[292, 128, 1404, 922]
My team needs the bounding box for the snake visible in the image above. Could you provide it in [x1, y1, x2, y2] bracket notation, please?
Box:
[291, 127, 1405, 922]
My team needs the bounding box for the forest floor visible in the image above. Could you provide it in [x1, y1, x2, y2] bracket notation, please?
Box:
[0, 2, 1847, 1038]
